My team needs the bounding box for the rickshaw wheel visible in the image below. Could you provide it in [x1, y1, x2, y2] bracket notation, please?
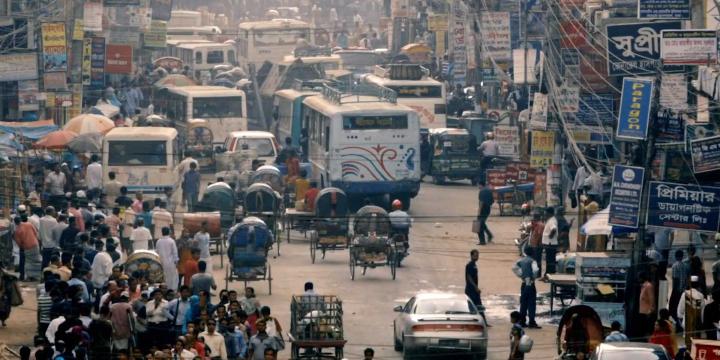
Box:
[349, 250, 356, 280]
[390, 249, 397, 280]
[310, 231, 318, 264]
[267, 263, 272, 295]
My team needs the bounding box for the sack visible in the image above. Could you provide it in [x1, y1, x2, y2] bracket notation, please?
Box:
[472, 220, 480, 233]
[10, 278, 23, 306]
[518, 334, 533, 353]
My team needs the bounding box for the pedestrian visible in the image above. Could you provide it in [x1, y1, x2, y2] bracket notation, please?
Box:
[258, 306, 283, 338]
[604, 321, 628, 342]
[38, 206, 59, 269]
[152, 201, 173, 241]
[512, 246, 541, 329]
[172, 337, 196, 360]
[508, 311, 524, 359]
[183, 248, 201, 287]
[649, 319, 677, 356]
[104, 172, 123, 208]
[247, 319, 283, 360]
[638, 272, 657, 338]
[156, 227, 180, 291]
[146, 289, 170, 347]
[527, 211, 544, 275]
[703, 291, 720, 340]
[541, 207, 558, 276]
[475, 179, 494, 245]
[190, 260, 217, 296]
[678, 275, 706, 346]
[132, 192, 144, 214]
[14, 215, 41, 281]
[688, 245, 708, 295]
[86, 154, 103, 202]
[670, 249, 690, 332]
[465, 249, 489, 326]
[193, 221, 211, 264]
[115, 186, 133, 209]
[90, 240, 112, 302]
[167, 286, 193, 338]
[44, 164, 67, 210]
[130, 217, 153, 251]
[363, 348, 374, 360]
[182, 162, 201, 212]
[88, 305, 113, 358]
[555, 207, 573, 253]
[109, 292, 134, 353]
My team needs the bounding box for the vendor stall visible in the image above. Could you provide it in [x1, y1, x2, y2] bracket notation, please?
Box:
[575, 252, 630, 328]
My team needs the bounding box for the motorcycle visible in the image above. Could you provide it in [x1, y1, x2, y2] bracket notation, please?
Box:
[513, 203, 532, 256]
[391, 226, 410, 267]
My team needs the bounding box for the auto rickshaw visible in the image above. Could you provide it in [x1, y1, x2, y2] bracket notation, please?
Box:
[185, 119, 215, 168]
[425, 128, 482, 185]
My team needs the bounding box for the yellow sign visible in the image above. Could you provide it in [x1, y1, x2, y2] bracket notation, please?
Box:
[73, 20, 84, 41]
[41, 22, 66, 47]
[70, 84, 82, 119]
[46, 92, 55, 108]
[435, 31, 446, 57]
[82, 38, 92, 86]
[428, 14, 449, 32]
[144, 20, 167, 48]
[530, 131, 555, 168]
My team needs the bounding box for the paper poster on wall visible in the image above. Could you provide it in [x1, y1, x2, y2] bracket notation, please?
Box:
[41, 22, 67, 73]
[18, 80, 39, 111]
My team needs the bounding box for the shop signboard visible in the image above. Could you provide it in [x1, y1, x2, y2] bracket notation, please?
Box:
[450, 0, 467, 84]
[428, 14, 448, 31]
[105, 44, 132, 74]
[566, 125, 612, 144]
[530, 131, 554, 168]
[690, 339, 720, 360]
[495, 125, 519, 158]
[617, 77, 653, 140]
[43, 72, 67, 90]
[144, 20, 167, 48]
[41, 22, 67, 73]
[560, 20, 586, 48]
[557, 85, 580, 113]
[83, 2, 103, 32]
[575, 93, 614, 126]
[690, 135, 720, 174]
[72, 20, 84, 40]
[530, 93, 548, 130]
[0, 53, 38, 81]
[480, 12, 512, 63]
[638, 0, 690, 19]
[82, 38, 92, 86]
[661, 30, 718, 65]
[606, 21, 682, 76]
[609, 165, 645, 228]
[656, 110, 685, 144]
[150, 0, 172, 21]
[90, 37, 105, 88]
[660, 73, 687, 111]
[646, 181, 720, 232]
[18, 80, 39, 111]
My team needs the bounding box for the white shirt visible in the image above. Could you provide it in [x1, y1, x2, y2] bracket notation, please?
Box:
[478, 140, 499, 156]
[194, 231, 211, 260]
[39, 215, 58, 248]
[45, 316, 66, 343]
[199, 331, 227, 359]
[86, 162, 103, 189]
[389, 210, 412, 228]
[146, 299, 169, 323]
[172, 349, 196, 360]
[29, 214, 40, 232]
[678, 288, 706, 327]
[130, 226, 153, 250]
[151, 208, 173, 239]
[155, 236, 179, 267]
[91, 251, 114, 288]
[542, 217, 558, 246]
[45, 172, 66, 196]
[122, 208, 136, 238]
[572, 166, 589, 192]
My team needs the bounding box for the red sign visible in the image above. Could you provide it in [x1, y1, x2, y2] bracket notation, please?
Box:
[579, 44, 610, 92]
[486, 162, 547, 204]
[692, 340, 720, 360]
[105, 44, 132, 74]
[560, 21, 587, 48]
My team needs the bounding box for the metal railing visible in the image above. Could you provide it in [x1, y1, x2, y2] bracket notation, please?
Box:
[321, 83, 397, 104]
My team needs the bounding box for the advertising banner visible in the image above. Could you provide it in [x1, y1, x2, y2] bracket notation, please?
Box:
[104, 0, 140, 6]
[530, 131, 554, 168]
[560, 21, 587, 48]
[647, 181, 720, 232]
[480, 12, 512, 63]
[41, 22, 67, 73]
[451, 0, 467, 84]
[661, 30, 718, 65]
[566, 125, 613, 144]
[70, 84, 82, 118]
[609, 165, 645, 228]
[0, 53, 38, 81]
[90, 37, 105, 88]
[144, 20, 167, 48]
[638, 0, 690, 19]
[606, 21, 682, 76]
[495, 125, 520, 158]
[82, 38, 92, 86]
[656, 110, 685, 144]
[105, 44, 132, 74]
[150, 0, 172, 21]
[43, 72, 67, 90]
[617, 78, 654, 140]
[660, 73, 688, 110]
[18, 80, 39, 111]
[530, 93, 548, 130]
[72, 20, 84, 41]
[83, 2, 103, 32]
[557, 85, 580, 113]
[428, 14, 448, 31]
[575, 93, 614, 126]
[691, 135, 720, 173]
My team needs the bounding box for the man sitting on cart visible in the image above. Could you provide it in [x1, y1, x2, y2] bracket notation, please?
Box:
[389, 199, 411, 249]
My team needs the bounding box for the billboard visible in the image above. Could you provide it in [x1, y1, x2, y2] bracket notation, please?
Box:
[617, 78, 653, 140]
[105, 44, 132, 74]
[660, 30, 718, 65]
[41, 22, 67, 73]
[609, 165, 645, 228]
[606, 21, 682, 76]
[638, 0, 690, 19]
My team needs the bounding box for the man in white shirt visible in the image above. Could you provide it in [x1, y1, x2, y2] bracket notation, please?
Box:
[151, 201, 173, 240]
[541, 207, 559, 277]
[199, 320, 228, 359]
[44, 164, 66, 209]
[121, 206, 136, 255]
[86, 154, 103, 201]
[478, 132, 499, 157]
[104, 171, 123, 208]
[39, 206, 59, 268]
[130, 218, 153, 252]
[193, 222, 211, 264]
[146, 289, 169, 325]
[91, 241, 113, 292]
[156, 227, 179, 291]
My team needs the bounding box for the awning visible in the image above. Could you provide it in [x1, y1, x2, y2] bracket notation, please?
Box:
[0, 119, 59, 140]
[580, 207, 635, 236]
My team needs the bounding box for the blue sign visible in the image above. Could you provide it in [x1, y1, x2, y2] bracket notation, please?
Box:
[606, 21, 682, 76]
[609, 165, 645, 228]
[638, 0, 690, 19]
[656, 110, 685, 144]
[647, 181, 720, 232]
[690, 135, 720, 174]
[617, 78, 654, 140]
[576, 93, 615, 126]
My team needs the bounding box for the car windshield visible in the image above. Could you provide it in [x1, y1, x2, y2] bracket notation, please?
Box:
[234, 138, 275, 156]
[601, 350, 669, 360]
[414, 298, 477, 315]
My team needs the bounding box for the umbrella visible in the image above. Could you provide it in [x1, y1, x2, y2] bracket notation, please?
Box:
[67, 132, 103, 154]
[153, 74, 197, 88]
[89, 103, 120, 118]
[63, 114, 115, 135]
[33, 130, 78, 150]
[212, 78, 236, 88]
[580, 207, 635, 236]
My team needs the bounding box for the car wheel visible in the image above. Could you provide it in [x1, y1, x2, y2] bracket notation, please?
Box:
[402, 336, 413, 360]
[393, 325, 403, 351]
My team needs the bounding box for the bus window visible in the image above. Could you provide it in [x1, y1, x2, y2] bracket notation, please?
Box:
[228, 50, 236, 64]
[192, 97, 243, 118]
[324, 126, 330, 152]
[207, 50, 224, 64]
[195, 51, 202, 64]
[108, 141, 167, 166]
[343, 115, 408, 130]
[389, 85, 443, 98]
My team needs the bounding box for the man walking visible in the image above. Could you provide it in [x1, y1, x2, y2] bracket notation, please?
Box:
[190, 260, 217, 296]
[156, 227, 179, 291]
[512, 247, 541, 329]
[476, 179, 494, 245]
[541, 207, 558, 276]
[39, 206, 59, 268]
[130, 217, 152, 251]
[670, 250, 689, 331]
[182, 162, 201, 212]
[44, 164, 66, 210]
[465, 249, 489, 325]
[86, 154, 103, 201]
[14, 215, 41, 281]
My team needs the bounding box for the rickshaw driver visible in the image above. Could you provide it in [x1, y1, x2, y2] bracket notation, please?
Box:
[389, 199, 412, 249]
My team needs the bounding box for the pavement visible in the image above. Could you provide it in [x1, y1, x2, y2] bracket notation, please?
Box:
[2, 180, 569, 359]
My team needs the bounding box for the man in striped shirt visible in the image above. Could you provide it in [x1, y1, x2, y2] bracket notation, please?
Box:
[36, 280, 55, 338]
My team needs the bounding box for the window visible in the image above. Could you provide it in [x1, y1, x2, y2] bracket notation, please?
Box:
[253, 29, 310, 47]
[388, 85, 442, 98]
[194, 51, 202, 64]
[206, 50, 224, 64]
[228, 50, 236, 64]
[343, 115, 408, 130]
[108, 141, 167, 166]
[192, 97, 243, 118]
[231, 138, 275, 156]
[414, 298, 477, 315]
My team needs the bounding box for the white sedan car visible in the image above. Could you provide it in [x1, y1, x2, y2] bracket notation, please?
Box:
[393, 292, 488, 360]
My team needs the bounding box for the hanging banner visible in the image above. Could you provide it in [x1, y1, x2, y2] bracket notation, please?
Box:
[41, 22, 67, 73]
[617, 78, 654, 140]
[495, 125, 520, 158]
[480, 12, 512, 63]
[530, 93, 548, 130]
[450, 0, 467, 84]
[691, 135, 720, 174]
[70, 84, 83, 119]
[566, 125, 613, 144]
[72, 20, 84, 41]
[513, 48, 540, 84]
[575, 93, 615, 126]
[103, 0, 140, 6]
[143, 20, 167, 48]
[646, 181, 720, 232]
[428, 14, 448, 31]
[150, 0, 172, 21]
[660, 30, 718, 65]
[90, 37, 106, 88]
[656, 110, 685, 144]
[0, 53, 38, 81]
[638, 0, 690, 19]
[609, 165, 645, 228]
[606, 21, 682, 76]
[660, 73, 688, 111]
[18, 80, 39, 111]
[43, 72, 67, 90]
[530, 131, 554, 168]
[105, 44, 132, 74]
[83, 2, 103, 32]
[560, 21, 587, 48]
[82, 38, 92, 86]
[557, 85, 580, 113]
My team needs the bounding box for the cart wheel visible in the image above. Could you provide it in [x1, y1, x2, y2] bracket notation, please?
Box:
[390, 249, 397, 280]
[224, 266, 230, 290]
[310, 231, 317, 264]
[267, 263, 272, 295]
[349, 251, 356, 280]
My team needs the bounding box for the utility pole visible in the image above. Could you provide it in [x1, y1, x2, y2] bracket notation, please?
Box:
[521, 0, 530, 111]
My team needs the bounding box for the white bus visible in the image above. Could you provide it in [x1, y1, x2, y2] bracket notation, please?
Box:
[168, 10, 202, 27]
[167, 26, 223, 42]
[159, 86, 248, 146]
[103, 127, 179, 197]
[272, 80, 323, 146]
[301, 84, 421, 208]
[236, 19, 313, 68]
[361, 64, 447, 130]
[174, 42, 237, 80]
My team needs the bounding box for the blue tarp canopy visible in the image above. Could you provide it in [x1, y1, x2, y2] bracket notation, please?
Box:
[0, 120, 59, 140]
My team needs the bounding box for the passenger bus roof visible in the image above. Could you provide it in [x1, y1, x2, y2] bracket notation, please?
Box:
[275, 88, 321, 100]
[176, 42, 233, 50]
[303, 95, 416, 116]
[238, 18, 310, 30]
[105, 127, 177, 140]
[363, 74, 443, 87]
[166, 86, 245, 97]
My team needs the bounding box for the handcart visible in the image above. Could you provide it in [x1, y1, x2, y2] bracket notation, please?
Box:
[289, 295, 346, 359]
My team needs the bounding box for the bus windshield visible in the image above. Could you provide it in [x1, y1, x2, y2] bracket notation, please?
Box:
[108, 141, 167, 166]
[206, 50, 225, 64]
[388, 85, 443, 98]
[254, 29, 309, 46]
[343, 115, 408, 130]
[232, 138, 275, 156]
[193, 97, 243, 118]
